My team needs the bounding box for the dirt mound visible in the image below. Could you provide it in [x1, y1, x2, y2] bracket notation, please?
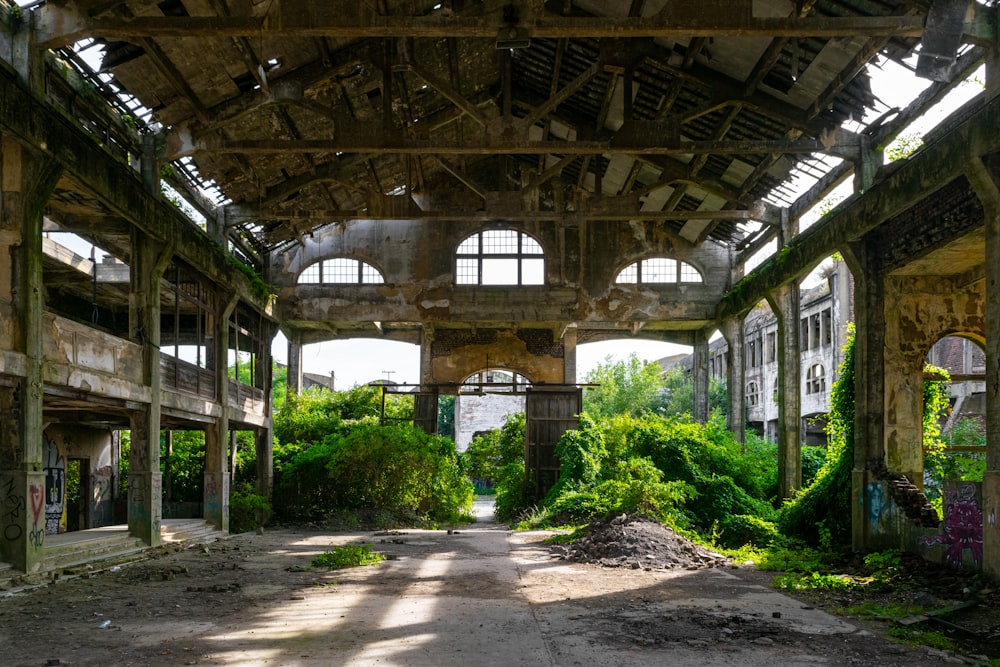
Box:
[559, 514, 729, 570]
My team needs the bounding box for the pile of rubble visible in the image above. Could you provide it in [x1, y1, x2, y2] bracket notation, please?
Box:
[558, 514, 729, 570]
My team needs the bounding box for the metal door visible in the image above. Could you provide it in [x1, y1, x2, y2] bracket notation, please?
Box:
[524, 386, 581, 499]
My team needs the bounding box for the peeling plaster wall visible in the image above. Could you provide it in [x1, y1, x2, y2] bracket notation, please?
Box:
[42, 425, 116, 533]
[426, 329, 566, 385]
[272, 218, 728, 331]
[883, 275, 986, 478]
[455, 393, 526, 452]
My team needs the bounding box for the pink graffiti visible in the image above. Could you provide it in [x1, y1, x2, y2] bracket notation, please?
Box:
[29, 485, 43, 526]
[919, 483, 983, 568]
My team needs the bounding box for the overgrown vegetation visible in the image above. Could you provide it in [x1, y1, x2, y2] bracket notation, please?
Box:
[311, 543, 384, 569]
[272, 386, 473, 525]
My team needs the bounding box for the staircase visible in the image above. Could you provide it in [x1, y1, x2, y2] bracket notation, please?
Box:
[0, 519, 226, 594]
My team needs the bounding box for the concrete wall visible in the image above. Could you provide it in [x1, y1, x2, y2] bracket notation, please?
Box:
[455, 393, 526, 452]
[43, 425, 116, 534]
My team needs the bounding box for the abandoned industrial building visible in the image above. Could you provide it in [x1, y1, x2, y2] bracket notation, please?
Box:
[1, 0, 1000, 626]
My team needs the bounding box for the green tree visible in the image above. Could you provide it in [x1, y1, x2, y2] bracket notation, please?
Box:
[583, 354, 667, 418]
[437, 395, 455, 439]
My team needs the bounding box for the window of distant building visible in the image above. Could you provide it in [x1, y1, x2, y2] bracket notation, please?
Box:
[806, 363, 826, 394]
[746, 381, 760, 407]
[298, 257, 384, 284]
[615, 257, 703, 284]
[456, 230, 544, 285]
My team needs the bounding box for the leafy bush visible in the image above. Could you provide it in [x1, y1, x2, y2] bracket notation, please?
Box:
[229, 483, 271, 534]
[494, 462, 531, 523]
[687, 474, 773, 530]
[717, 514, 779, 549]
[464, 412, 525, 483]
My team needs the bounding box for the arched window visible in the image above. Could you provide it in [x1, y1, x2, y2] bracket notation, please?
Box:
[806, 363, 826, 394]
[461, 369, 531, 393]
[456, 230, 543, 286]
[298, 257, 384, 285]
[746, 381, 759, 407]
[615, 257, 703, 284]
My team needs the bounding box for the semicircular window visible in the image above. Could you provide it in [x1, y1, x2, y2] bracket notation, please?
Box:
[615, 257, 703, 284]
[298, 258, 384, 285]
[456, 230, 544, 286]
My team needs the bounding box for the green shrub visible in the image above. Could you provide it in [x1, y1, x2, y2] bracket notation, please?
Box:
[718, 514, 779, 549]
[229, 483, 271, 533]
[686, 474, 774, 530]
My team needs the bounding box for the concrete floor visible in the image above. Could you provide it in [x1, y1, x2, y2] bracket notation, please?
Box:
[0, 500, 952, 666]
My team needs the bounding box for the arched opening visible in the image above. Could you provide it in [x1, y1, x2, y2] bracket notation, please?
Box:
[454, 368, 531, 452]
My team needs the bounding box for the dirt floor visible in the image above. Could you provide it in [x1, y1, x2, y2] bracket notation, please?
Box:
[0, 501, 994, 666]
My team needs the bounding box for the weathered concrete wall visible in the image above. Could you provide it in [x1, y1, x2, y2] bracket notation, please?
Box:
[426, 328, 566, 386]
[455, 393, 526, 452]
[883, 275, 986, 479]
[42, 425, 116, 534]
[273, 218, 728, 331]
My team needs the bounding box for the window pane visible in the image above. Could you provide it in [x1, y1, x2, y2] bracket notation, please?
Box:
[521, 235, 543, 254]
[325, 258, 357, 283]
[298, 263, 320, 284]
[457, 234, 479, 255]
[642, 258, 676, 283]
[361, 262, 383, 284]
[679, 261, 702, 283]
[616, 263, 638, 284]
[482, 229, 518, 254]
[521, 258, 544, 285]
[456, 258, 479, 284]
[481, 258, 519, 284]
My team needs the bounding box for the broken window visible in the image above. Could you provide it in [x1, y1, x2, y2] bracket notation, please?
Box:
[821, 308, 832, 346]
[766, 332, 776, 363]
[455, 230, 544, 286]
[806, 363, 826, 395]
[746, 381, 759, 407]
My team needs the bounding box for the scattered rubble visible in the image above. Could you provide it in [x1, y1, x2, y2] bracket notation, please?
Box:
[558, 514, 729, 570]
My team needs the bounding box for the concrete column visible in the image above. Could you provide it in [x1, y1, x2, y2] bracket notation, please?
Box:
[692, 330, 710, 424]
[205, 295, 239, 532]
[255, 322, 275, 503]
[286, 333, 303, 396]
[562, 326, 578, 384]
[0, 137, 61, 571]
[841, 241, 886, 552]
[965, 151, 1000, 578]
[720, 317, 746, 443]
[420, 326, 435, 386]
[768, 283, 802, 498]
[128, 230, 173, 546]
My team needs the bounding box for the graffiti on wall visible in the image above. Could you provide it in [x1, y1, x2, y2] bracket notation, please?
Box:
[919, 482, 983, 568]
[1, 474, 24, 542]
[865, 482, 888, 534]
[93, 465, 114, 527]
[43, 438, 65, 535]
[28, 484, 44, 548]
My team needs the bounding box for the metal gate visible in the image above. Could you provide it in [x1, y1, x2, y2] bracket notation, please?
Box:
[525, 385, 582, 500]
[412, 389, 440, 435]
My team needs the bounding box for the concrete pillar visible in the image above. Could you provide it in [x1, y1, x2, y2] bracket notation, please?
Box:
[768, 283, 802, 498]
[420, 326, 435, 386]
[128, 230, 173, 546]
[692, 330, 710, 424]
[841, 241, 886, 552]
[0, 137, 61, 571]
[965, 151, 1000, 578]
[720, 317, 746, 443]
[562, 327, 578, 384]
[255, 323, 275, 503]
[205, 295, 239, 532]
[286, 333, 303, 396]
